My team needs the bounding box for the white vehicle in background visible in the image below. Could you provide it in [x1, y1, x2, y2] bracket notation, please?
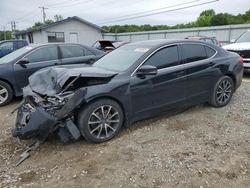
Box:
[223, 30, 250, 71]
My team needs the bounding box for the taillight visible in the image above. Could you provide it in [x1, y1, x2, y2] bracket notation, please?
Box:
[239, 56, 244, 65]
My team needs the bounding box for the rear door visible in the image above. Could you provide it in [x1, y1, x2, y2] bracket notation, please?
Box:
[13, 45, 60, 90]
[180, 43, 218, 103]
[59, 44, 97, 65]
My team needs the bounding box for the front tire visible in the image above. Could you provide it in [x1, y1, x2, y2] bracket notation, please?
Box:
[0, 81, 13, 107]
[77, 99, 124, 143]
[209, 76, 234, 107]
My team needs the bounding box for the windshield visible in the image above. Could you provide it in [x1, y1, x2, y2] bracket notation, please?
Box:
[236, 31, 250, 43]
[93, 45, 149, 72]
[0, 46, 33, 64]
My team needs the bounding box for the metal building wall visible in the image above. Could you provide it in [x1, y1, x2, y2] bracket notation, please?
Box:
[103, 24, 250, 45]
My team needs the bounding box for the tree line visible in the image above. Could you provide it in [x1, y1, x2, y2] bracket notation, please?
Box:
[102, 9, 250, 33]
[1, 9, 250, 41]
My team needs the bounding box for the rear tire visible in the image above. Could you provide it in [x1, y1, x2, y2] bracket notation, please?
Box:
[209, 76, 234, 107]
[77, 99, 124, 143]
[0, 81, 13, 107]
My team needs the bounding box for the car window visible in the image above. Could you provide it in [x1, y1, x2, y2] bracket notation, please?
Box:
[205, 46, 216, 57]
[60, 45, 84, 59]
[182, 44, 207, 63]
[84, 48, 94, 56]
[26, 46, 58, 63]
[16, 41, 26, 49]
[144, 45, 179, 69]
[0, 42, 13, 50]
[93, 45, 147, 72]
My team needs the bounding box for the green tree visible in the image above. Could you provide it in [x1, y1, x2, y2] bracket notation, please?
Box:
[200, 9, 215, 17]
[54, 15, 63, 22]
[211, 13, 229, 26]
[0, 31, 12, 41]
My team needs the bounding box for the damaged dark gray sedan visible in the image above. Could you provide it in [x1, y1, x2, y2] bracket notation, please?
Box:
[12, 40, 243, 143]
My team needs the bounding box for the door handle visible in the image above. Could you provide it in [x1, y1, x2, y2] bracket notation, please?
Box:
[208, 62, 214, 66]
[88, 58, 95, 64]
[54, 62, 59, 65]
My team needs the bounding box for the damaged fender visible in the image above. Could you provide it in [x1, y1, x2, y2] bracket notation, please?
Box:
[12, 88, 87, 142]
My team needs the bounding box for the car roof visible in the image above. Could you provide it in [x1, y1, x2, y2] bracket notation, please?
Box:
[126, 39, 212, 48]
[27, 43, 89, 48]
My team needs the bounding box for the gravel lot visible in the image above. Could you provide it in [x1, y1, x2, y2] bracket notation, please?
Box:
[0, 75, 250, 188]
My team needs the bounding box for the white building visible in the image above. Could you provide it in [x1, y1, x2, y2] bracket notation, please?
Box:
[15, 16, 103, 46]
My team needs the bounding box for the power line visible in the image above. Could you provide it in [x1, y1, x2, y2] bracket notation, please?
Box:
[48, 0, 94, 9]
[39, 6, 49, 23]
[45, 0, 75, 7]
[98, 0, 199, 23]
[98, 0, 219, 25]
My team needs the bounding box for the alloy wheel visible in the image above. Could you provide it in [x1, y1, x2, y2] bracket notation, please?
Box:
[88, 105, 120, 139]
[216, 79, 232, 104]
[0, 85, 8, 105]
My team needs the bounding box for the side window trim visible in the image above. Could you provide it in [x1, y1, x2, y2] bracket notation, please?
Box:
[22, 45, 58, 64]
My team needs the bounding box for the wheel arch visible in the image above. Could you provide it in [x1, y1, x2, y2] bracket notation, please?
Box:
[224, 72, 236, 91]
[0, 78, 16, 96]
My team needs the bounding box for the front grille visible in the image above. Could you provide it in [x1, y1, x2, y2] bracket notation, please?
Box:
[228, 50, 250, 58]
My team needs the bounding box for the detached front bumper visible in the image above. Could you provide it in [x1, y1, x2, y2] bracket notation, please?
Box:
[12, 88, 87, 142]
[12, 103, 58, 140]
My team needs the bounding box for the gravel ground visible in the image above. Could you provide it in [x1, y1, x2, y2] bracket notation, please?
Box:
[0, 75, 250, 188]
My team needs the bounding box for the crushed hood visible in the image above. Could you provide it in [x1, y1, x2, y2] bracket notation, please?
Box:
[28, 64, 118, 96]
[223, 42, 250, 51]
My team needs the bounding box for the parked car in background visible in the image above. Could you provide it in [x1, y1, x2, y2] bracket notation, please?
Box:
[185, 36, 221, 47]
[12, 40, 243, 143]
[0, 39, 28, 58]
[223, 30, 250, 71]
[0, 43, 104, 106]
[92, 40, 128, 52]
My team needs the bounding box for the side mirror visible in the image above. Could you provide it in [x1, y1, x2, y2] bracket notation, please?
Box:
[136, 65, 157, 77]
[17, 58, 29, 65]
[230, 39, 236, 43]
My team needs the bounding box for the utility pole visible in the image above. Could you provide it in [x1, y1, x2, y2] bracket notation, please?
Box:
[39, 6, 48, 23]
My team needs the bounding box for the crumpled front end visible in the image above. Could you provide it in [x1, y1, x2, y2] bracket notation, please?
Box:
[12, 87, 87, 142]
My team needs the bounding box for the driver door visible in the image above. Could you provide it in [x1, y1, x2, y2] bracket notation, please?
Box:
[13, 45, 60, 93]
[129, 45, 187, 120]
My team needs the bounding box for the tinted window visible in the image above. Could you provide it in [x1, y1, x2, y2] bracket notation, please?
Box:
[144, 45, 179, 69]
[84, 48, 94, 56]
[60, 45, 84, 59]
[182, 44, 207, 63]
[26, 46, 58, 63]
[0, 42, 13, 50]
[205, 46, 216, 57]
